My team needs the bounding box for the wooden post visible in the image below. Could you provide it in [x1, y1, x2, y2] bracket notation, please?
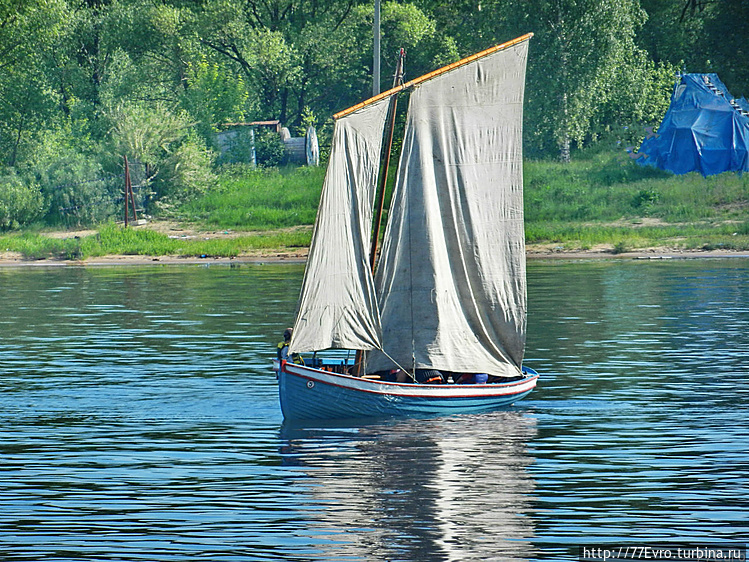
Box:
[373, 0, 381, 96]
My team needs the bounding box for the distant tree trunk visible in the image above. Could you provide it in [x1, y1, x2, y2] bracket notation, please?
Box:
[296, 76, 309, 129]
[559, 92, 570, 163]
[83, 27, 103, 112]
[558, 14, 571, 164]
[49, 50, 72, 117]
[10, 115, 25, 167]
[560, 135, 571, 164]
[279, 87, 289, 124]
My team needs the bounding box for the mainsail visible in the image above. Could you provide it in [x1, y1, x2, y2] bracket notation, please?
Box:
[290, 35, 530, 379]
[289, 98, 391, 353]
[366, 39, 529, 377]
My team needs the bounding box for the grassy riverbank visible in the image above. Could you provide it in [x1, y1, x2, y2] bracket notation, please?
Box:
[0, 223, 312, 261]
[523, 149, 749, 253]
[2, 149, 748, 261]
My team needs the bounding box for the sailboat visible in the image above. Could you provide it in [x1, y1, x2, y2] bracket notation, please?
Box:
[274, 34, 539, 420]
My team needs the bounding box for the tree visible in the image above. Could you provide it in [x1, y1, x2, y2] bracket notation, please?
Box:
[0, 0, 71, 165]
[179, 56, 251, 140]
[194, 0, 306, 123]
[193, 0, 457, 128]
[0, 170, 44, 230]
[347, 2, 460, 91]
[412, 0, 512, 57]
[701, 0, 749, 94]
[637, 0, 749, 100]
[106, 102, 216, 205]
[503, 0, 656, 160]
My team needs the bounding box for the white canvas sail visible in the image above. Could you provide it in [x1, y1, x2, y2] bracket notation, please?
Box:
[289, 98, 391, 354]
[367, 40, 530, 376]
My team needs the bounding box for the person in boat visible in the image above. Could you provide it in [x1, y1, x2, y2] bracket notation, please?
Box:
[451, 373, 489, 384]
[415, 368, 445, 384]
[378, 368, 410, 383]
[277, 328, 303, 364]
[453, 373, 474, 384]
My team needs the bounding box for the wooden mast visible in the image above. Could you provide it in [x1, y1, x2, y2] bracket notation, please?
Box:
[353, 48, 405, 377]
[369, 48, 404, 272]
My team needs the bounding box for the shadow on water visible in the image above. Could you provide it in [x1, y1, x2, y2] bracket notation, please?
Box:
[279, 411, 539, 562]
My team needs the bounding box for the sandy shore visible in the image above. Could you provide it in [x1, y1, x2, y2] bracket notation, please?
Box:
[2, 246, 749, 268]
[0, 251, 309, 267]
[525, 246, 749, 260]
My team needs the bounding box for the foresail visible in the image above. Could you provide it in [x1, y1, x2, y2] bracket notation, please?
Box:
[289, 98, 390, 354]
[367, 39, 530, 376]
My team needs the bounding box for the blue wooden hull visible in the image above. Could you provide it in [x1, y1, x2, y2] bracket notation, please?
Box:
[276, 362, 538, 420]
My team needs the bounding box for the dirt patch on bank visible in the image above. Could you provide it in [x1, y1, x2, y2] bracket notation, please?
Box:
[2, 220, 748, 266]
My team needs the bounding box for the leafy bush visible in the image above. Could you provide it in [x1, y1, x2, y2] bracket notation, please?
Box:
[254, 128, 285, 167]
[0, 171, 44, 230]
[106, 102, 217, 206]
[39, 152, 119, 227]
[631, 188, 660, 210]
[154, 133, 217, 204]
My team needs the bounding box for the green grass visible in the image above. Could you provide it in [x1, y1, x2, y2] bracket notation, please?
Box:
[174, 165, 326, 230]
[523, 148, 749, 251]
[1, 233, 84, 260]
[164, 150, 749, 254]
[1, 224, 311, 260]
[524, 151, 749, 222]
[524, 221, 749, 252]
[3, 150, 749, 260]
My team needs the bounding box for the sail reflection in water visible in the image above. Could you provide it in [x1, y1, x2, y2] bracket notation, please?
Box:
[280, 411, 538, 561]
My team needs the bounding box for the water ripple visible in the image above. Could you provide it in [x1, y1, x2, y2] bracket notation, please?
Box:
[1, 261, 747, 560]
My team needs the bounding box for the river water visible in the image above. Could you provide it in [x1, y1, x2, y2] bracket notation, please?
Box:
[0, 259, 747, 561]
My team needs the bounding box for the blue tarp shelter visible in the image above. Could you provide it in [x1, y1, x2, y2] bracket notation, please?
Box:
[637, 73, 749, 176]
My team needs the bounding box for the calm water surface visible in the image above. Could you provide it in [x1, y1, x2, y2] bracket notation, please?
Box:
[1, 260, 747, 561]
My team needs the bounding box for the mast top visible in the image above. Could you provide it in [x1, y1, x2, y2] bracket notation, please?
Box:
[333, 33, 532, 120]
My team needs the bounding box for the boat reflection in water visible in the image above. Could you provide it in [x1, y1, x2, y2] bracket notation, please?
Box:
[279, 411, 538, 561]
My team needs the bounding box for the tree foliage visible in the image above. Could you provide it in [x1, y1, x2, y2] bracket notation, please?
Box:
[0, 0, 746, 228]
[494, 0, 663, 159]
[0, 170, 44, 230]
